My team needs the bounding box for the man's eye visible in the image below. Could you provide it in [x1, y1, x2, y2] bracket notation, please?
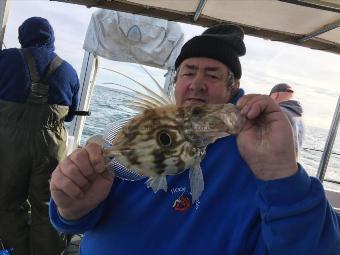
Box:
[183, 73, 194, 76]
[208, 74, 219, 79]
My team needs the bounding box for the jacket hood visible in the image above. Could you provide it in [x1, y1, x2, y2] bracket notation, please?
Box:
[18, 17, 55, 50]
[231, 88, 244, 105]
[279, 100, 303, 117]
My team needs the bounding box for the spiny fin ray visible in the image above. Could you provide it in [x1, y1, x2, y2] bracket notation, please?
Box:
[101, 67, 172, 105]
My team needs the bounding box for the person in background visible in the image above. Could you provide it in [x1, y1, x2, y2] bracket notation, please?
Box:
[0, 17, 79, 255]
[269, 83, 305, 157]
[49, 24, 340, 254]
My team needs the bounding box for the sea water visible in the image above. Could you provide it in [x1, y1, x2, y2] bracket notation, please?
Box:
[70, 85, 340, 188]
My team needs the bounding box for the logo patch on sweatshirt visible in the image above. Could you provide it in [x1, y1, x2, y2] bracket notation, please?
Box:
[173, 196, 191, 211]
[170, 186, 200, 211]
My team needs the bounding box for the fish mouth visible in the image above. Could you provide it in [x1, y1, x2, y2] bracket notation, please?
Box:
[188, 103, 246, 146]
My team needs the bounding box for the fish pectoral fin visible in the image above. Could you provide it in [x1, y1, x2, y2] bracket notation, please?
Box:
[189, 162, 204, 203]
[145, 176, 168, 193]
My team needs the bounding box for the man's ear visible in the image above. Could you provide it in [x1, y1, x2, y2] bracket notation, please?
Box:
[270, 92, 279, 100]
[174, 67, 180, 83]
[231, 79, 240, 96]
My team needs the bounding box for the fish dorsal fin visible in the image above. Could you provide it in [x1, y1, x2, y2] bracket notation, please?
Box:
[102, 83, 167, 110]
[101, 67, 175, 110]
[105, 87, 162, 111]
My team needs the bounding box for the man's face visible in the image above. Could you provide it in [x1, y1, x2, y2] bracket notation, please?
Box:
[174, 58, 236, 107]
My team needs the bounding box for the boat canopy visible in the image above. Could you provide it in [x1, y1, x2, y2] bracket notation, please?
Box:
[53, 0, 340, 55]
[84, 9, 184, 69]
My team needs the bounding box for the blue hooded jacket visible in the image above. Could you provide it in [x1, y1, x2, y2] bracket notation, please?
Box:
[50, 89, 340, 254]
[0, 17, 79, 121]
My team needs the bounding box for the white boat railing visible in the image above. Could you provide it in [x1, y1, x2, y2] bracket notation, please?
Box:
[68, 52, 98, 151]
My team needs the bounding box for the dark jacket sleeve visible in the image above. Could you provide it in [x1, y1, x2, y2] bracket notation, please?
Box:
[65, 73, 80, 122]
[61, 62, 80, 122]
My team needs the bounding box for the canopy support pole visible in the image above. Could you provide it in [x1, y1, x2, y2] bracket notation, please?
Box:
[298, 20, 340, 43]
[193, 0, 207, 22]
[0, 0, 10, 50]
[317, 95, 340, 182]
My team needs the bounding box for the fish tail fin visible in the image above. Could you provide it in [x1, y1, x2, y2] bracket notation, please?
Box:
[189, 162, 204, 202]
[145, 176, 168, 193]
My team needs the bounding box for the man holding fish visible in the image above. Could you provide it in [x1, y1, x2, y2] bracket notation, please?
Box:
[49, 24, 340, 254]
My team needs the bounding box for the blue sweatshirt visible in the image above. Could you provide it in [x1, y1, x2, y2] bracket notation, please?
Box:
[50, 91, 340, 254]
[50, 136, 340, 254]
[0, 17, 79, 121]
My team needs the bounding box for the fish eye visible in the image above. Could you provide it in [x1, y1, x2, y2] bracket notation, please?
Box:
[157, 131, 172, 147]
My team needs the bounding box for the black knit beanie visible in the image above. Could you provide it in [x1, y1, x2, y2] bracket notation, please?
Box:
[175, 24, 246, 79]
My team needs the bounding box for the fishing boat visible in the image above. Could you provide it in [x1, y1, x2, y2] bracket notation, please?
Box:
[1, 0, 339, 227]
[55, 0, 340, 209]
[0, 1, 339, 254]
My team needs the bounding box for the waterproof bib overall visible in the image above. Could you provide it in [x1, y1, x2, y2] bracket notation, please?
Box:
[0, 49, 69, 255]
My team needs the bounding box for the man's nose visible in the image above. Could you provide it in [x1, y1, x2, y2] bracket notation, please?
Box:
[189, 73, 206, 91]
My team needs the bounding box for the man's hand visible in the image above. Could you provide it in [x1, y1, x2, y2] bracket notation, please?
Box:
[50, 143, 114, 220]
[236, 94, 298, 180]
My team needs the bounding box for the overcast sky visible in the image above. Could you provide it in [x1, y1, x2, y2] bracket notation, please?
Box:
[2, 0, 340, 129]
